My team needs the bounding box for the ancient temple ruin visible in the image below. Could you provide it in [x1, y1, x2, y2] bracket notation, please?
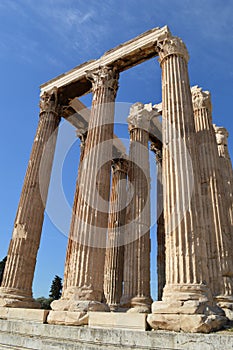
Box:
[0, 25, 233, 334]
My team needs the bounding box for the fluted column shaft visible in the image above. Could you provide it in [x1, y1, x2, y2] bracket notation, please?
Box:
[214, 126, 233, 228]
[147, 37, 226, 333]
[61, 129, 87, 299]
[151, 145, 165, 301]
[214, 126, 233, 311]
[121, 103, 152, 311]
[61, 66, 119, 303]
[0, 89, 61, 307]
[158, 37, 209, 300]
[192, 87, 233, 299]
[104, 158, 128, 309]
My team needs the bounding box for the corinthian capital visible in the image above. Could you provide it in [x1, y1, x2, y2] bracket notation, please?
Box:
[127, 102, 156, 132]
[213, 125, 229, 146]
[158, 36, 189, 64]
[191, 85, 212, 113]
[39, 87, 59, 114]
[86, 66, 119, 97]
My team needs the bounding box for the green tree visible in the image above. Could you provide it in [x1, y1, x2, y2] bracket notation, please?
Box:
[0, 256, 7, 285]
[49, 275, 62, 300]
[35, 297, 52, 310]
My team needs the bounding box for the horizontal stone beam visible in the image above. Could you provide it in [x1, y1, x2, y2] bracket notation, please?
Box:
[63, 98, 126, 155]
[64, 98, 162, 153]
[40, 26, 171, 102]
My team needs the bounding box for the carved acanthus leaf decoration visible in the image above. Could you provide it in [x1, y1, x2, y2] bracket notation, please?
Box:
[127, 102, 155, 132]
[86, 66, 119, 97]
[191, 85, 212, 112]
[158, 36, 189, 63]
[40, 87, 59, 114]
[213, 125, 229, 146]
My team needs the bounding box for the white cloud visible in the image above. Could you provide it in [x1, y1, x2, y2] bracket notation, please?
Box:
[0, 0, 232, 69]
[22, 1, 110, 60]
[0, 0, 109, 66]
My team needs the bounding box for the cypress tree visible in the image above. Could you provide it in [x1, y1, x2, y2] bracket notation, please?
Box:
[0, 256, 7, 285]
[49, 275, 62, 300]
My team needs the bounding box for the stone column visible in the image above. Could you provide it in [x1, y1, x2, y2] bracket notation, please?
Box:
[191, 86, 220, 297]
[121, 103, 152, 313]
[191, 86, 233, 311]
[213, 125, 233, 318]
[59, 127, 87, 303]
[104, 157, 128, 310]
[0, 88, 61, 308]
[147, 36, 226, 333]
[48, 66, 119, 325]
[214, 125, 233, 227]
[150, 144, 165, 301]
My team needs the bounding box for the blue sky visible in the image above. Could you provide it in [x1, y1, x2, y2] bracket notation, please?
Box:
[0, 0, 232, 299]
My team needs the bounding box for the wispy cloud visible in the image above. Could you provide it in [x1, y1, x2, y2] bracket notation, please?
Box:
[0, 0, 113, 66]
[0, 0, 232, 71]
[21, 0, 112, 54]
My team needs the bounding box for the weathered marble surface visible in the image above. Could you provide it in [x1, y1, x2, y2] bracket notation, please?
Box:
[0, 319, 233, 350]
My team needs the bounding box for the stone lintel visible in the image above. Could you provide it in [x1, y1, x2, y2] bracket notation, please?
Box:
[88, 312, 148, 331]
[63, 98, 89, 130]
[63, 98, 126, 156]
[40, 26, 171, 101]
[0, 307, 49, 323]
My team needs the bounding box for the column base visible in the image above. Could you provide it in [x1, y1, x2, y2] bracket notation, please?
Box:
[47, 299, 109, 326]
[147, 284, 227, 333]
[161, 283, 212, 303]
[0, 287, 40, 309]
[215, 295, 233, 320]
[120, 296, 152, 313]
